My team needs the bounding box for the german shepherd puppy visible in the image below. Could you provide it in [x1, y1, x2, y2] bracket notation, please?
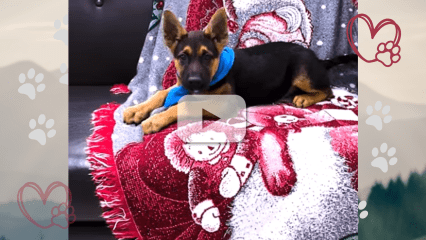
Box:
[123, 8, 356, 134]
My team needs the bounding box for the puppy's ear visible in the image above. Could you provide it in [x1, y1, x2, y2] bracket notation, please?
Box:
[204, 8, 229, 52]
[163, 10, 187, 52]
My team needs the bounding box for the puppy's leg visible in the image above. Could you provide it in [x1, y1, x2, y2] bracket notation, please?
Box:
[123, 85, 176, 124]
[141, 99, 230, 134]
[142, 83, 234, 134]
[141, 104, 178, 134]
[291, 73, 332, 108]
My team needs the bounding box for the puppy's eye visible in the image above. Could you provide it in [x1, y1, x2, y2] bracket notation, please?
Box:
[178, 54, 188, 62]
[202, 54, 212, 62]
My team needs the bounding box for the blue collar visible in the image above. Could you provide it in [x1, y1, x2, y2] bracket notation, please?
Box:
[163, 46, 235, 108]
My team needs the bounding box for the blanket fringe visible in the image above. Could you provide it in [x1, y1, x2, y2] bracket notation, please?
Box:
[85, 102, 140, 240]
[110, 84, 131, 94]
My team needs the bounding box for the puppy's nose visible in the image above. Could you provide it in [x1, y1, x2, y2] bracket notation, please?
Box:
[188, 76, 203, 90]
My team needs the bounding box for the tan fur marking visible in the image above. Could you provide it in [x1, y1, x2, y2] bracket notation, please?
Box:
[292, 93, 328, 108]
[209, 58, 220, 79]
[198, 45, 213, 56]
[292, 73, 331, 108]
[214, 39, 228, 54]
[207, 82, 232, 94]
[142, 104, 178, 134]
[174, 59, 184, 83]
[182, 46, 193, 55]
[123, 84, 178, 124]
[292, 74, 313, 92]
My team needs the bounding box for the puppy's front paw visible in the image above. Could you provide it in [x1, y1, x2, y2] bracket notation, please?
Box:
[141, 117, 163, 134]
[123, 104, 150, 124]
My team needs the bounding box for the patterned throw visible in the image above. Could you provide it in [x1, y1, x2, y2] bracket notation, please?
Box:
[110, 84, 131, 95]
[87, 88, 359, 239]
[87, 0, 359, 239]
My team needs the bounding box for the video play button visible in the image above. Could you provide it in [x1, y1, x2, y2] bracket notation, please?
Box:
[177, 95, 247, 143]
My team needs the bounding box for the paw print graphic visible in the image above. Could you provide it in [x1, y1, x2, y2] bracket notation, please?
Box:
[54, 14, 68, 46]
[29, 114, 56, 146]
[51, 202, 76, 229]
[366, 101, 391, 130]
[18, 68, 46, 100]
[358, 201, 368, 219]
[371, 143, 397, 173]
[375, 41, 401, 67]
[59, 63, 68, 85]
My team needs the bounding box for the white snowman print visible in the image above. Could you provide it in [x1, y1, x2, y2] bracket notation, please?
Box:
[274, 114, 299, 125]
[183, 131, 231, 164]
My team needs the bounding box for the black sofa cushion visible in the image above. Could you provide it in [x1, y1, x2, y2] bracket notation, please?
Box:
[69, 0, 153, 85]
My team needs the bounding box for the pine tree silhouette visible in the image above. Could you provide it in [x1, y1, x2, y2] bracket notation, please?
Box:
[36, 230, 45, 240]
[359, 169, 426, 240]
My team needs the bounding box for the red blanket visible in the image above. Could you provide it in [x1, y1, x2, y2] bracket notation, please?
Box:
[87, 88, 358, 239]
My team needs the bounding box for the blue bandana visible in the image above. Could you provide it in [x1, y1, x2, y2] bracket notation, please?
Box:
[163, 46, 235, 108]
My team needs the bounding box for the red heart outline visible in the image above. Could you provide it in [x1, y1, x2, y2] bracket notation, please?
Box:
[347, 13, 401, 67]
[17, 181, 75, 229]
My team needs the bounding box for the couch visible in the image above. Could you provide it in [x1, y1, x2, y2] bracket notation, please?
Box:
[69, 0, 152, 238]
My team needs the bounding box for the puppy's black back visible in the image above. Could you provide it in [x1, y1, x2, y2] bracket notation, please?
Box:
[225, 42, 330, 107]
